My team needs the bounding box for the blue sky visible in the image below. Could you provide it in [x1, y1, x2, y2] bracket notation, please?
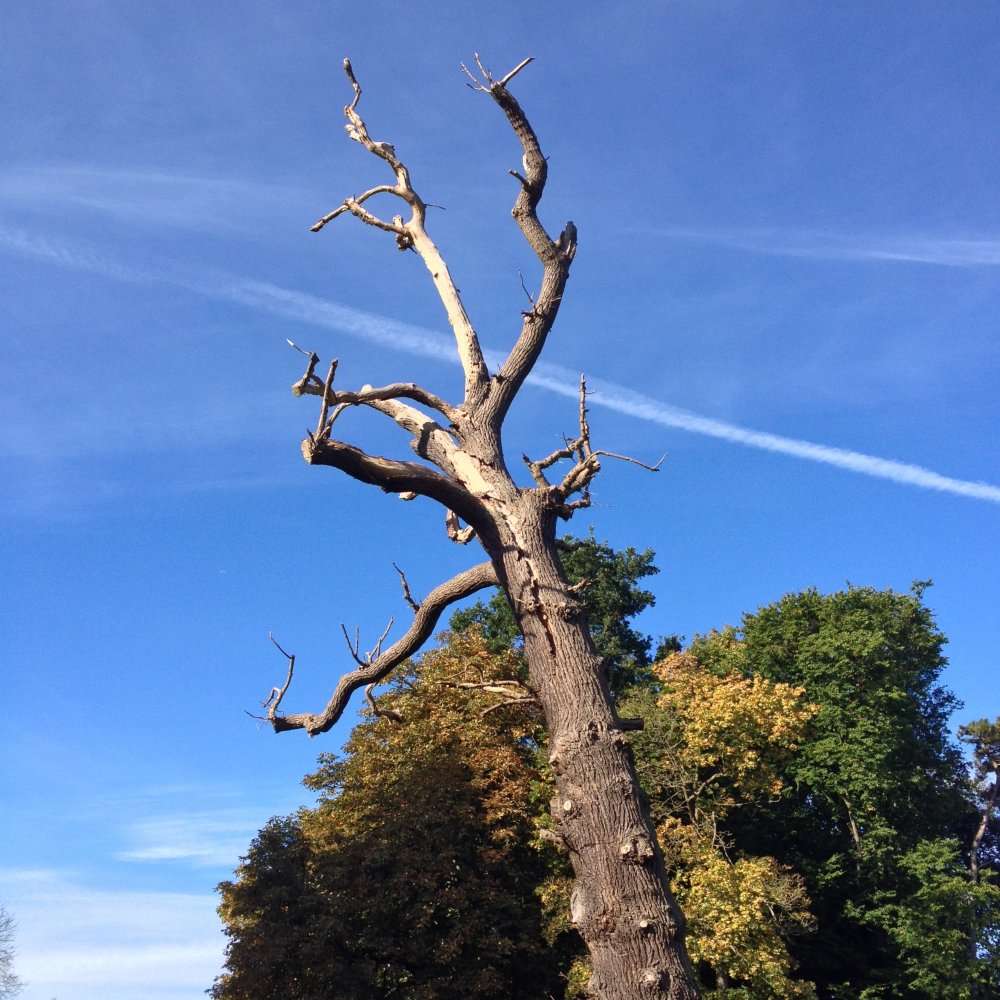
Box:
[2, 3, 998, 997]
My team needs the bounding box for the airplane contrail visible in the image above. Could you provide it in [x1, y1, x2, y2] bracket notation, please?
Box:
[3, 227, 998, 503]
[648, 227, 1000, 268]
[222, 279, 1000, 504]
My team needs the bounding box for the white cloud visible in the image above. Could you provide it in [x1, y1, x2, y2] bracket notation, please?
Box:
[117, 810, 265, 868]
[0, 869, 223, 1000]
[0, 166, 300, 232]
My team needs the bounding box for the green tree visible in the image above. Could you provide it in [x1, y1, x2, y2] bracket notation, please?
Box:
[959, 717, 1000, 997]
[729, 584, 979, 997]
[860, 837, 1000, 999]
[451, 533, 663, 693]
[221, 573, 995, 999]
[212, 816, 326, 999]
[959, 718, 1000, 886]
[623, 646, 819, 998]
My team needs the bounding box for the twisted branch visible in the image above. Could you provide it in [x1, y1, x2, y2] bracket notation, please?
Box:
[269, 561, 499, 735]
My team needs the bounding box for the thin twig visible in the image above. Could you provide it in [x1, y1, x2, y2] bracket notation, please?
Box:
[393, 563, 421, 612]
[341, 623, 363, 665]
[593, 449, 666, 473]
[343, 58, 361, 111]
[263, 631, 296, 718]
[480, 696, 539, 717]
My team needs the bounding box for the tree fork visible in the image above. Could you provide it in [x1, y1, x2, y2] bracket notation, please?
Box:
[268, 56, 699, 998]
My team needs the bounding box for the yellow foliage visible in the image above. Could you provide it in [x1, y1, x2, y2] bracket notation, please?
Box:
[641, 642, 819, 997]
[655, 649, 818, 815]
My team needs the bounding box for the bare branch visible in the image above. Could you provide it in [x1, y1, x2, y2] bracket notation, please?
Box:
[364, 682, 405, 724]
[261, 632, 295, 719]
[370, 617, 394, 660]
[286, 338, 315, 359]
[292, 355, 457, 425]
[341, 623, 363, 665]
[316, 358, 338, 437]
[499, 55, 535, 88]
[343, 57, 362, 111]
[313, 59, 489, 403]
[592, 449, 666, 473]
[310, 184, 400, 232]
[446, 509, 476, 545]
[393, 562, 421, 612]
[437, 679, 529, 695]
[459, 58, 577, 425]
[480, 696, 539, 718]
[270, 561, 500, 735]
[303, 434, 490, 534]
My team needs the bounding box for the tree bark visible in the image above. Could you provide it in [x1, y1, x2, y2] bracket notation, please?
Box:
[491, 494, 695, 997]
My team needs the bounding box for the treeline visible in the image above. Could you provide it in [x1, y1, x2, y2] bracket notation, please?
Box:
[212, 539, 1000, 999]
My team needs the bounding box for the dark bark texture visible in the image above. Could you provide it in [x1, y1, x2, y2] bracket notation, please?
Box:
[267, 56, 699, 999]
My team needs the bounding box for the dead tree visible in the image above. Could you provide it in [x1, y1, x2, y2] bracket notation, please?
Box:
[267, 56, 699, 1000]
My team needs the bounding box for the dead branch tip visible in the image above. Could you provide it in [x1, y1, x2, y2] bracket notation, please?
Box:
[343, 58, 361, 110]
[499, 56, 535, 88]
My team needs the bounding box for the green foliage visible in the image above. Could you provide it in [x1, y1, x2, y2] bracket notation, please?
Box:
[217, 570, 999, 1000]
[959, 717, 1000, 876]
[729, 584, 981, 997]
[960, 719, 1000, 787]
[212, 817, 326, 999]
[623, 650, 819, 998]
[450, 532, 661, 692]
[858, 837, 1000, 999]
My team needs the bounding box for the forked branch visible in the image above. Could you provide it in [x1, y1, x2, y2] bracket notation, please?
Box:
[523, 375, 664, 513]
[269, 561, 499, 735]
[311, 59, 489, 404]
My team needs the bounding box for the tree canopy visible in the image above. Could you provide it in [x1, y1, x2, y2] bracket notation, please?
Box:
[216, 563, 999, 999]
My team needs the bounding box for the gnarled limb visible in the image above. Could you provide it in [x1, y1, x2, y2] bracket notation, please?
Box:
[462, 56, 578, 424]
[270, 560, 499, 735]
[313, 59, 490, 405]
[302, 435, 491, 535]
[289, 345, 460, 469]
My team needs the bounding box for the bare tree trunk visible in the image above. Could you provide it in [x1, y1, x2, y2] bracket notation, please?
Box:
[263, 56, 700, 999]
[494, 502, 694, 997]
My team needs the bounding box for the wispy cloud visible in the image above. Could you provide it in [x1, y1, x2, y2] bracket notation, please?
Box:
[219, 281, 1000, 504]
[117, 810, 265, 868]
[651, 226, 1000, 268]
[2, 228, 998, 503]
[0, 868, 222, 1000]
[0, 224, 156, 283]
[0, 165, 301, 231]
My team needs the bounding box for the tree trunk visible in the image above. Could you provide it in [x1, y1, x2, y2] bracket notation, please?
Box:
[487, 491, 697, 999]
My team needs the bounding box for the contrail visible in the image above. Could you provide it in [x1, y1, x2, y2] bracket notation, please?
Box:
[3, 228, 998, 503]
[221, 280, 1000, 504]
[649, 226, 1000, 268]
